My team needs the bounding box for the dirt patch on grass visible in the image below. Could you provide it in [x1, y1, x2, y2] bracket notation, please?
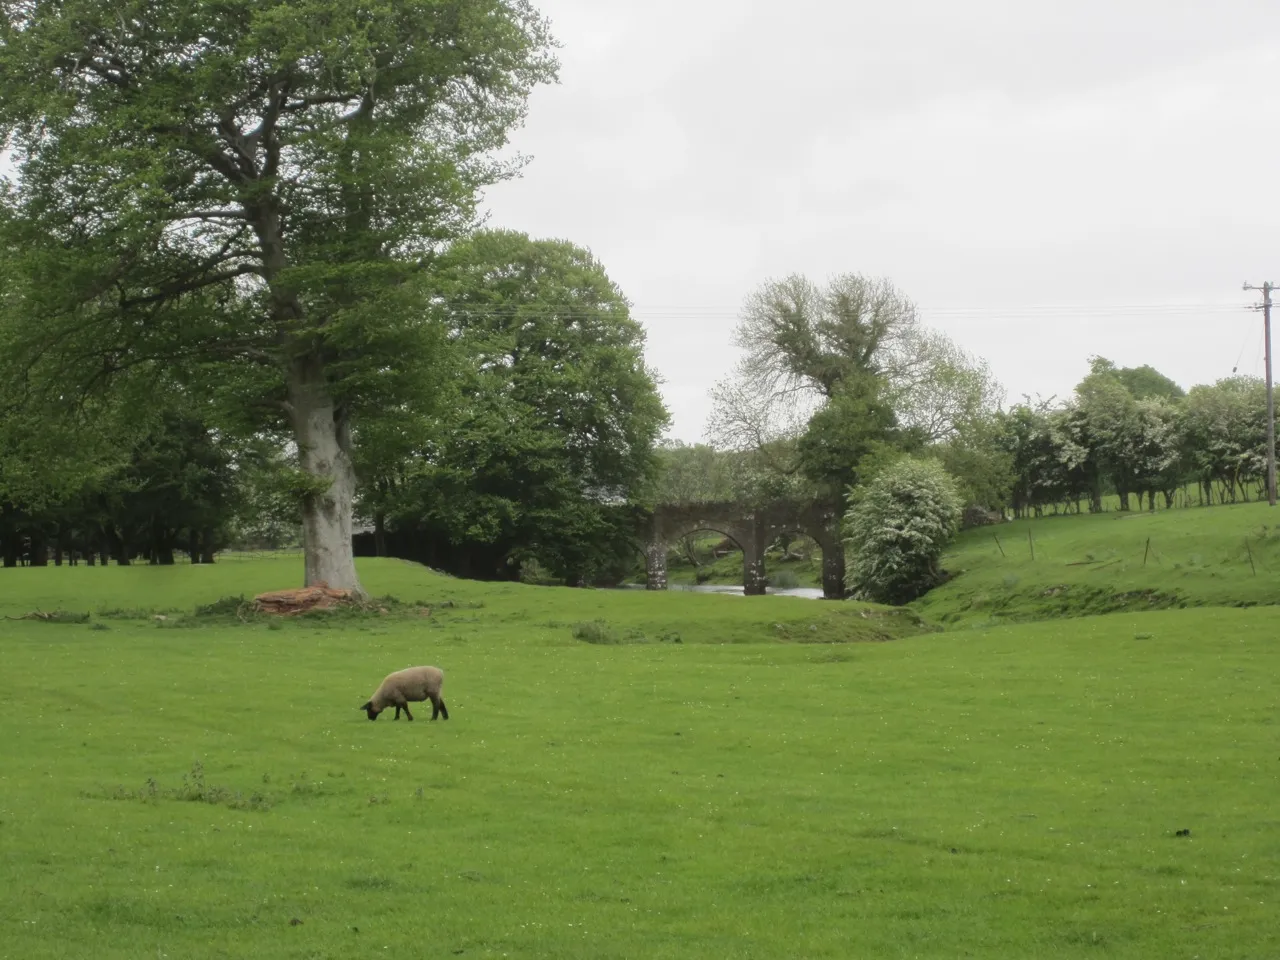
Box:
[253, 584, 360, 616]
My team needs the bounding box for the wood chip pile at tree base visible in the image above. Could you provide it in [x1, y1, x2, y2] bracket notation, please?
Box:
[253, 583, 356, 616]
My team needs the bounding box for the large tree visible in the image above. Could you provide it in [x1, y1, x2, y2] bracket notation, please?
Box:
[707, 273, 1002, 452]
[0, 0, 557, 595]
[378, 230, 669, 584]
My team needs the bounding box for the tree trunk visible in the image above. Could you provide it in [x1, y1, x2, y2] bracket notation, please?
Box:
[288, 356, 366, 596]
[256, 181, 363, 595]
[113, 534, 131, 565]
[200, 529, 215, 565]
[155, 539, 175, 565]
[151, 523, 175, 565]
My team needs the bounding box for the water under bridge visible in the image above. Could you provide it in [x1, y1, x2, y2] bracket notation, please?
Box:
[645, 498, 845, 600]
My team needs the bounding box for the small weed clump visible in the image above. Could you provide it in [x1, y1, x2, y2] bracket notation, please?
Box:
[768, 570, 802, 590]
[94, 760, 275, 811]
[4, 610, 90, 624]
[572, 620, 650, 645]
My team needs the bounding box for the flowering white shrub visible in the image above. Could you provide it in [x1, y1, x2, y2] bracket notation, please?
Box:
[844, 458, 963, 604]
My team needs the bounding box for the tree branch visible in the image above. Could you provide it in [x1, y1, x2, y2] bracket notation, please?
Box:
[119, 263, 262, 309]
[176, 210, 252, 222]
[280, 93, 362, 114]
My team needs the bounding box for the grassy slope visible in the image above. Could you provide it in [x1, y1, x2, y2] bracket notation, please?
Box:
[0, 558, 924, 644]
[917, 501, 1280, 626]
[2, 559, 1279, 958]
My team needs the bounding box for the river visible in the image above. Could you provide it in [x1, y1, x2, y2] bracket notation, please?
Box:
[614, 583, 825, 600]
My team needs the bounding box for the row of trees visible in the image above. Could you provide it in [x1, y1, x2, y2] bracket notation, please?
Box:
[996, 364, 1272, 517]
[0, 229, 669, 579]
[656, 275, 1275, 543]
[0, 398, 303, 567]
[0, 0, 1265, 588]
[5, 255, 1269, 583]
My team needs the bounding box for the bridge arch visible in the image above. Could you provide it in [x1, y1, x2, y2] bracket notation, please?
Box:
[646, 499, 845, 599]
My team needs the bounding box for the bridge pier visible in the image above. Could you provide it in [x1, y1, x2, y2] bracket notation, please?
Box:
[742, 524, 767, 596]
[821, 543, 846, 599]
[645, 540, 668, 591]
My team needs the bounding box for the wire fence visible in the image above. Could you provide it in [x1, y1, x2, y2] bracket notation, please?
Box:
[214, 548, 305, 562]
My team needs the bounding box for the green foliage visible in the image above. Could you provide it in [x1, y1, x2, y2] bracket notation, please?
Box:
[796, 375, 915, 498]
[0, 399, 255, 565]
[990, 360, 1267, 520]
[707, 273, 998, 513]
[1181, 376, 1270, 502]
[844, 457, 963, 604]
[888, 329, 1006, 442]
[0, 0, 559, 589]
[572, 620, 637, 645]
[1088, 356, 1186, 401]
[223, 439, 304, 550]
[930, 416, 1015, 510]
[653, 442, 739, 505]
[381, 230, 668, 584]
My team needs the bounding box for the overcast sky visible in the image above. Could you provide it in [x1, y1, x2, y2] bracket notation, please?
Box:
[481, 0, 1280, 442]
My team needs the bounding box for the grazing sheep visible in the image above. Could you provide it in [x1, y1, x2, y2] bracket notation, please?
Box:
[360, 666, 449, 722]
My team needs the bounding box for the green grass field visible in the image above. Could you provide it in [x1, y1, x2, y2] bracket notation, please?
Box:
[917, 501, 1280, 626]
[2, 554, 1279, 958]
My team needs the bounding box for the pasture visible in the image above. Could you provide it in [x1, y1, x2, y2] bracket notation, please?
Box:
[1, 558, 1278, 958]
[919, 500, 1280, 625]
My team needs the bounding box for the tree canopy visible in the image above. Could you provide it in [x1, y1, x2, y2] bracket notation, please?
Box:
[371, 230, 669, 585]
[0, 0, 558, 594]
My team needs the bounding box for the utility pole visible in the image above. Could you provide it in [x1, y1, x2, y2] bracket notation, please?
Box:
[1244, 281, 1277, 507]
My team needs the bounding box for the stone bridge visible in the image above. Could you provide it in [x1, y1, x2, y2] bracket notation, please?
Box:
[645, 499, 846, 599]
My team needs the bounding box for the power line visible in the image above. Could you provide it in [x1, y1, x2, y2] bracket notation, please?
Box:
[430, 302, 1250, 319]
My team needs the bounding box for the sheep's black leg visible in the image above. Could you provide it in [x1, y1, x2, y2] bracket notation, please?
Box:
[393, 705, 402, 720]
[401, 703, 414, 721]
[432, 696, 449, 721]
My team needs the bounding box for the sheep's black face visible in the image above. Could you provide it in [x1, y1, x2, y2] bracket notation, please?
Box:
[360, 701, 380, 721]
